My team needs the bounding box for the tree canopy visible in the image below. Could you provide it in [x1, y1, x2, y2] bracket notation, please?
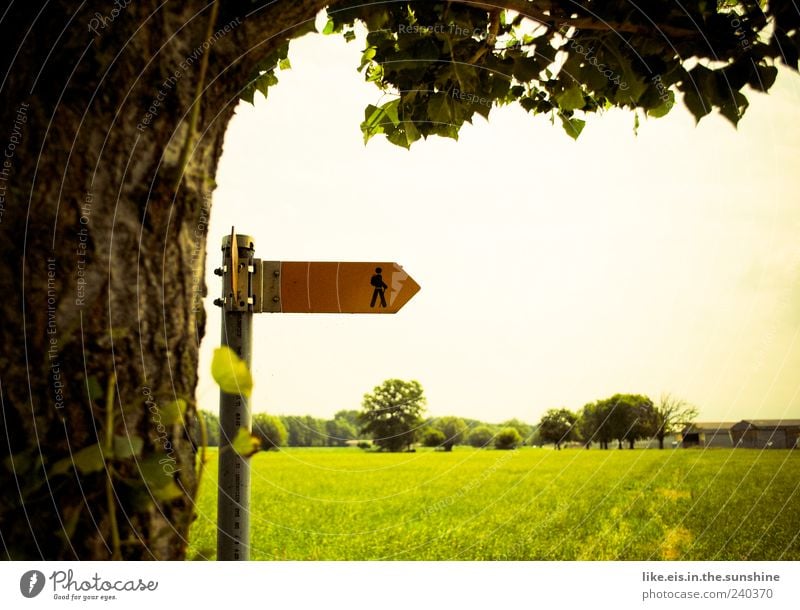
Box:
[252, 413, 288, 450]
[494, 426, 523, 450]
[468, 425, 496, 448]
[537, 408, 577, 449]
[247, 1, 796, 145]
[359, 379, 427, 451]
[431, 416, 469, 451]
[652, 394, 700, 449]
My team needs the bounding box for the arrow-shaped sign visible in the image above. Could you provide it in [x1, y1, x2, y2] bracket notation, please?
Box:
[252, 261, 420, 314]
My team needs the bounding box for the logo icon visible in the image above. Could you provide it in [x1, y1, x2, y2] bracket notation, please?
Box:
[20, 570, 45, 598]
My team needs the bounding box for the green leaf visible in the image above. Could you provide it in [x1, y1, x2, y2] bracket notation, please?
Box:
[279, 58, 291, 71]
[536, 42, 558, 66]
[322, 18, 335, 35]
[87, 376, 103, 402]
[647, 91, 675, 118]
[556, 86, 585, 111]
[343, 30, 356, 43]
[113, 434, 144, 460]
[748, 64, 777, 92]
[365, 63, 384, 83]
[50, 443, 108, 477]
[720, 90, 749, 127]
[240, 84, 256, 105]
[681, 65, 716, 122]
[255, 72, 279, 97]
[386, 121, 421, 148]
[211, 346, 253, 397]
[361, 100, 401, 144]
[559, 113, 586, 140]
[519, 96, 537, 112]
[427, 93, 453, 124]
[682, 89, 711, 123]
[139, 455, 183, 502]
[489, 76, 511, 100]
[231, 427, 261, 458]
[158, 399, 187, 426]
[359, 46, 377, 71]
[513, 56, 541, 82]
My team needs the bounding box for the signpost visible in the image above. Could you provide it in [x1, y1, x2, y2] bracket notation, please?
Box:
[215, 230, 420, 560]
[216, 232, 255, 561]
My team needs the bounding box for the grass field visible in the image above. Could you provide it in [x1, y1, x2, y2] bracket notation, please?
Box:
[187, 447, 800, 560]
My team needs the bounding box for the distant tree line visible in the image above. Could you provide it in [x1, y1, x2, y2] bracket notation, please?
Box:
[537, 393, 698, 450]
[193, 409, 537, 452]
[194, 409, 369, 449]
[193, 381, 697, 454]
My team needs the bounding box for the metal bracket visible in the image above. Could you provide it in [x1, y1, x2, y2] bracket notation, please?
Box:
[220, 230, 256, 312]
[251, 260, 281, 313]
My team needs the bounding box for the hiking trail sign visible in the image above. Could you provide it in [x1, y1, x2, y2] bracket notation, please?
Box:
[252, 260, 420, 314]
[214, 230, 420, 561]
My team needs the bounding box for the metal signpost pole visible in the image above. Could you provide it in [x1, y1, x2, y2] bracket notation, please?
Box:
[216, 231, 255, 561]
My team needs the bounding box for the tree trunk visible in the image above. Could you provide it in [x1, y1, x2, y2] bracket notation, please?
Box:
[628, 439, 635, 449]
[658, 436, 665, 449]
[0, 0, 330, 560]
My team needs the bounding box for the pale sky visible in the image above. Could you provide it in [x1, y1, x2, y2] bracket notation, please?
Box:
[196, 28, 800, 425]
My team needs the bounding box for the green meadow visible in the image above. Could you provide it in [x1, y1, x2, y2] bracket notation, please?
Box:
[188, 447, 799, 561]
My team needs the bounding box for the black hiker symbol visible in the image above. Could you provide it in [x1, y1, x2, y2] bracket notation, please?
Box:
[370, 267, 388, 308]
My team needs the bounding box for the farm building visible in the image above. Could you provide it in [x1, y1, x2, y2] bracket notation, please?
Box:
[681, 422, 736, 448]
[730, 420, 800, 449]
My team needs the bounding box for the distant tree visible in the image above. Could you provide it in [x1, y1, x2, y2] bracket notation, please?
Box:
[421, 428, 446, 448]
[652, 394, 700, 449]
[252, 413, 287, 450]
[325, 417, 357, 447]
[433, 416, 468, 451]
[280, 416, 302, 447]
[537, 408, 577, 450]
[192, 410, 220, 448]
[280, 415, 325, 446]
[359, 379, 427, 452]
[620, 395, 656, 449]
[304, 415, 328, 447]
[468, 426, 495, 448]
[529, 426, 543, 447]
[500, 418, 535, 444]
[333, 409, 363, 436]
[579, 401, 612, 449]
[494, 427, 522, 450]
[580, 394, 654, 449]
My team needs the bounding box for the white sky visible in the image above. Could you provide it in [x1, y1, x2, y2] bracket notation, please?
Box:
[195, 29, 800, 424]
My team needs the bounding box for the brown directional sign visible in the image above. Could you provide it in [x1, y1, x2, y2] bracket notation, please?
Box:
[252, 261, 419, 314]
